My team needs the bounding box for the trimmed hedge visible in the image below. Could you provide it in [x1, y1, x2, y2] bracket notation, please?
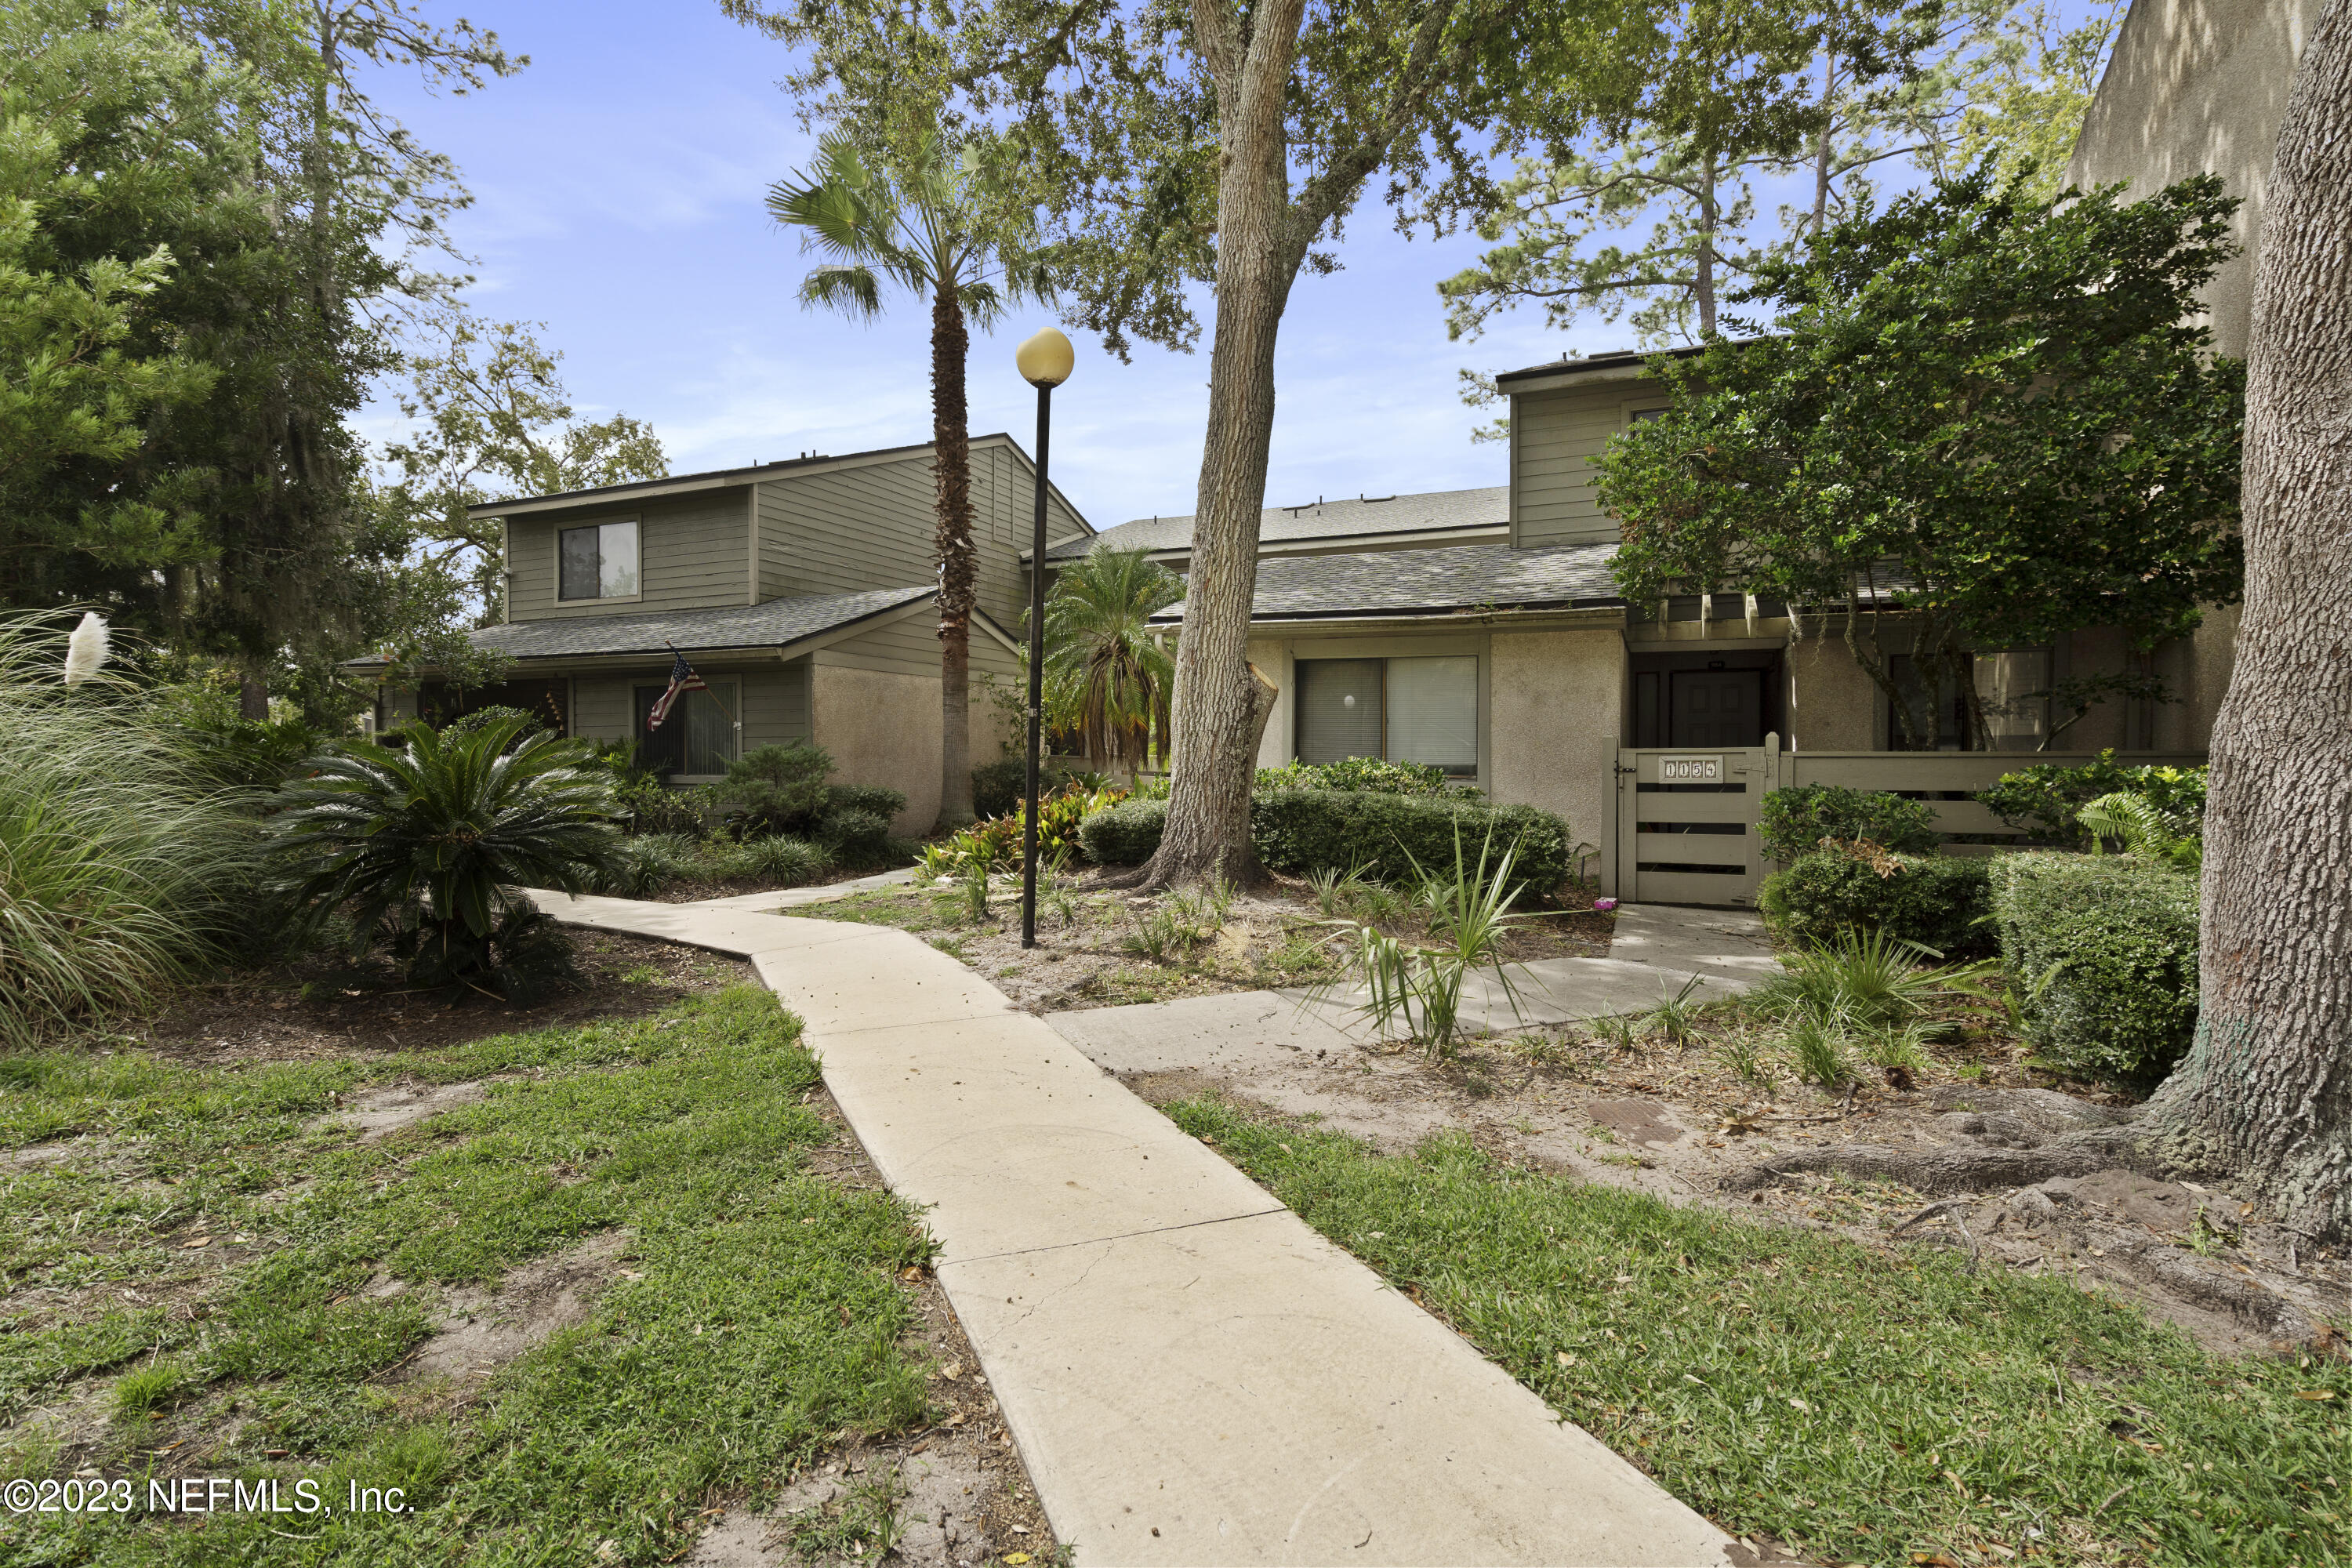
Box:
[1757, 849, 1995, 958]
[1988, 852, 2200, 1086]
[1080, 789, 1577, 898]
[1759, 784, 1940, 860]
[1078, 797, 1167, 866]
[1250, 789, 1571, 895]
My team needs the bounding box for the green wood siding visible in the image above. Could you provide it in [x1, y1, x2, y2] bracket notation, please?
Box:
[509, 492, 753, 621]
[1512, 384, 1658, 547]
[813, 604, 944, 679]
[753, 439, 1086, 629]
[567, 660, 810, 750]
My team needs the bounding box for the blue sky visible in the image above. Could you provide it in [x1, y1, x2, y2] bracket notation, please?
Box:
[361, 2, 1655, 530]
[362, 2, 2105, 532]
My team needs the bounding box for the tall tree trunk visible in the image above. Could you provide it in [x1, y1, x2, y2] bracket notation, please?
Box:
[2140, 0, 2352, 1241]
[1135, 0, 1308, 889]
[932, 275, 977, 831]
[1810, 54, 1836, 238]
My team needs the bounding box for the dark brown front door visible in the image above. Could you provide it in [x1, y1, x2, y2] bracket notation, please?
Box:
[1668, 670, 1764, 747]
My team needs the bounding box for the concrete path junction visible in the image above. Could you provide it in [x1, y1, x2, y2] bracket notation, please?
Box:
[533, 887, 1747, 1567]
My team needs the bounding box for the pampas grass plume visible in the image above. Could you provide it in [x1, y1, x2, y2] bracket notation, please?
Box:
[64, 612, 111, 686]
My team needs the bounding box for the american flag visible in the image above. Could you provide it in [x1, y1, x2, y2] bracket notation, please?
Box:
[646, 648, 707, 731]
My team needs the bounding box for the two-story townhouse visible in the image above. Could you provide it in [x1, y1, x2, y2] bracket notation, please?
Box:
[356, 434, 1092, 833]
[1060, 344, 2205, 905]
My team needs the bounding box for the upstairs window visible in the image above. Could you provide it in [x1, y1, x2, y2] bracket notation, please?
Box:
[560, 520, 640, 601]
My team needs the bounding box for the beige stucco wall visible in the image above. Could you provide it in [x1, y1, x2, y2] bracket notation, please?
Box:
[1247, 637, 1298, 769]
[1488, 629, 1625, 891]
[2067, 0, 2322, 359]
[1782, 637, 1880, 751]
[812, 662, 941, 833]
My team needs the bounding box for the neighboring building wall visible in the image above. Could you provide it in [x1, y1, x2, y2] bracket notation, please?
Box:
[1487, 627, 1625, 891]
[2064, 0, 2307, 757]
[1511, 380, 1666, 548]
[2067, 0, 2322, 361]
[507, 492, 751, 622]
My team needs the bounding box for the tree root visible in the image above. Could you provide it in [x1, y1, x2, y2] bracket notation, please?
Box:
[1723, 1127, 2147, 1196]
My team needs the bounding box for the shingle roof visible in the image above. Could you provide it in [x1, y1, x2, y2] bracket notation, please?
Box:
[1148, 542, 1622, 622]
[1044, 485, 1508, 562]
[345, 586, 936, 666]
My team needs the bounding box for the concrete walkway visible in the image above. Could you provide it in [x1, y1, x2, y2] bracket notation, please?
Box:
[684, 866, 920, 911]
[532, 889, 1737, 1567]
[1048, 904, 1780, 1077]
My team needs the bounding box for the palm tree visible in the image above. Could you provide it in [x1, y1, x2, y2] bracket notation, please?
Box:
[768, 131, 1047, 830]
[1042, 545, 1183, 788]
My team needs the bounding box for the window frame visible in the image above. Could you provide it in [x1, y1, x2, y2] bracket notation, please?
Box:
[557, 517, 644, 604]
[1292, 653, 1481, 779]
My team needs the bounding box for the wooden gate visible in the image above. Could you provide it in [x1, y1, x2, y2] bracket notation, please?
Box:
[1611, 739, 2209, 906]
[1614, 742, 1779, 907]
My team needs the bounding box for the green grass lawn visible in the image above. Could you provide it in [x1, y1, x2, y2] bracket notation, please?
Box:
[0, 987, 934, 1566]
[1164, 1098, 2350, 1568]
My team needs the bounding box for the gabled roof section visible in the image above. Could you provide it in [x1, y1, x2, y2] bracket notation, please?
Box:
[465, 432, 1094, 535]
[1148, 541, 1622, 623]
[345, 586, 938, 667]
[1495, 340, 1751, 394]
[1040, 485, 1508, 563]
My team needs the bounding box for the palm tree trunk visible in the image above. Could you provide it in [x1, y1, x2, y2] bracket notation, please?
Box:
[932, 275, 977, 831]
[2136, 0, 2352, 1241]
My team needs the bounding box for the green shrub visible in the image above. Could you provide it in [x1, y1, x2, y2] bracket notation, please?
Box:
[268, 717, 620, 1000]
[1757, 848, 1995, 958]
[723, 836, 832, 884]
[1079, 797, 1167, 865]
[713, 742, 831, 836]
[1253, 757, 1477, 798]
[971, 757, 1026, 819]
[0, 613, 264, 1046]
[826, 782, 907, 823]
[617, 776, 725, 839]
[818, 808, 895, 868]
[1251, 790, 1573, 897]
[1978, 753, 2208, 845]
[1759, 784, 1940, 860]
[1988, 852, 2199, 1085]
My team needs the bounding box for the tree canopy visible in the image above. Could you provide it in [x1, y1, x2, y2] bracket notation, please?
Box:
[1596, 166, 2246, 748]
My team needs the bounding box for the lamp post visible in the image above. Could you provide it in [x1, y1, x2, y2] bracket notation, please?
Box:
[1015, 327, 1074, 949]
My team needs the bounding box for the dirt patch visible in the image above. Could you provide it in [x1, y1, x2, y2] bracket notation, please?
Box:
[804, 872, 1611, 1016]
[1108, 1022, 2350, 1359]
[679, 1084, 1060, 1568]
[310, 1080, 489, 1142]
[1585, 1098, 1685, 1148]
[125, 932, 753, 1067]
[391, 1232, 630, 1388]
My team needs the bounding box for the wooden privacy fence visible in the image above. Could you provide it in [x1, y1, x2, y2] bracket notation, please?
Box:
[1613, 738, 2207, 907]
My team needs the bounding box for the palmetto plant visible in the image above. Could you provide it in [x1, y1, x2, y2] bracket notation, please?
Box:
[768, 130, 1049, 831]
[268, 718, 621, 999]
[1322, 828, 1535, 1059]
[1041, 545, 1182, 786]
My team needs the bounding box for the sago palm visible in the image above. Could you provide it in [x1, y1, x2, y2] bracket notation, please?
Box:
[768, 130, 1048, 830]
[1041, 545, 1182, 786]
[267, 717, 620, 999]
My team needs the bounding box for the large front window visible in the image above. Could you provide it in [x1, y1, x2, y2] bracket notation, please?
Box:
[560, 520, 640, 601]
[633, 681, 735, 776]
[1296, 655, 1477, 775]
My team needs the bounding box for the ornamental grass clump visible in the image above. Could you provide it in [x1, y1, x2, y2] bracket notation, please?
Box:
[268, 717, 622, 1001]
[0, 612, 262, 1046]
